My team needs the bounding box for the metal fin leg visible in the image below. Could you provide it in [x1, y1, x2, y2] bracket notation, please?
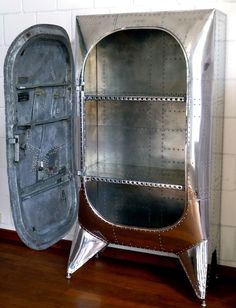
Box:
[178, 240, 208, 300]
[67, 222, 107, 277]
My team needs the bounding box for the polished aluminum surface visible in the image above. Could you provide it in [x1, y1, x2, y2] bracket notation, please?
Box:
[77, 9, 225, 242]
[67, 223, 107, 276]
[179, 240, 208, 300]
[72, 9, 226, 301]
[84, 97, 186, 179]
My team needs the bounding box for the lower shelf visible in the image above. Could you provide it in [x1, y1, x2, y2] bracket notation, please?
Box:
[85, 181, 186, 228]
[85, 162, 185, 190]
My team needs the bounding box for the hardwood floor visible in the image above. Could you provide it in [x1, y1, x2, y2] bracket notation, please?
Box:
[0, 237, 235, 308]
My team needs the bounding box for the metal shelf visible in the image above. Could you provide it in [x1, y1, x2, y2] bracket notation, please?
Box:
[84, 95, 185, 102]
[84, 162, 185, 190]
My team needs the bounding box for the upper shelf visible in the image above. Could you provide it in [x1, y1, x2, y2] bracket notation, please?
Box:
[84, 95, 186, 102]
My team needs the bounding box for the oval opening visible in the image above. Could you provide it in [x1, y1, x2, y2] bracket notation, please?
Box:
[83, 29, 187, 229]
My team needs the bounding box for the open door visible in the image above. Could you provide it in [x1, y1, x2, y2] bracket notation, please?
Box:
[4, 25, 78, 250]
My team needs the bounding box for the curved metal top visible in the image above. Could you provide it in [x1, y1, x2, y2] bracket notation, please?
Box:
[76, 9, 219, 74]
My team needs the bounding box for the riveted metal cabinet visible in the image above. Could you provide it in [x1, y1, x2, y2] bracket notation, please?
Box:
[4, 10, 226, 304]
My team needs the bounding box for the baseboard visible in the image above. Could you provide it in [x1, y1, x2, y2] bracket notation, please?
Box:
[1, 228, 235, 280]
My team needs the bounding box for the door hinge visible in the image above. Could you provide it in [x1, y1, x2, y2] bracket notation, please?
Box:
[76, 81, 84, 92]
[8, 135, 20, 162]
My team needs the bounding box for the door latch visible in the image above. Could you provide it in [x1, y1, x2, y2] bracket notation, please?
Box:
[8, 135, 20, 162]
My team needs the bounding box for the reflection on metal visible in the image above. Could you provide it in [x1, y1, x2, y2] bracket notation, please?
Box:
[178, 240, 208, 300]
[67, 223, 107, 276]
[75, 10, 226, 302]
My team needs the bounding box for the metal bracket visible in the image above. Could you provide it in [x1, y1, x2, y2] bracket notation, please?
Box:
[9, 135, 20, 162]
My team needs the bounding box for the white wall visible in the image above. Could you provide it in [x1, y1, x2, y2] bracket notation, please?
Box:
[0, 0, 236, 268]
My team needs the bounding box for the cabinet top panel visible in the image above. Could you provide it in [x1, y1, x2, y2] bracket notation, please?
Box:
[76, 9, 225, 65]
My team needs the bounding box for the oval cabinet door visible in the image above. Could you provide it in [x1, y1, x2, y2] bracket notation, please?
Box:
[4, 25, 78, 249]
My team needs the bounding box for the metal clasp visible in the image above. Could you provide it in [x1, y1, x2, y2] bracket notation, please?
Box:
[8, 135, 20, 162]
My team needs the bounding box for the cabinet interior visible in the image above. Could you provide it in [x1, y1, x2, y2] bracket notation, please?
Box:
[83, 29, 187, 228]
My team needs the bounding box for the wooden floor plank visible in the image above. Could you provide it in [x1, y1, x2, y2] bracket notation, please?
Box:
[0, 238, 235, 308]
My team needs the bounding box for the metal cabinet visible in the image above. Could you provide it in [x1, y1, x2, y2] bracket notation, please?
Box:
[4, 10, 226, 304]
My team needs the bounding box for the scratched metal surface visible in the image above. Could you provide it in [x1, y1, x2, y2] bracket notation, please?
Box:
[4, 25, 78, 249]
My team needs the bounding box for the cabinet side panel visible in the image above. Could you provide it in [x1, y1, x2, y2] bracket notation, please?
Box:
[186, 11, 226, 263]
[209, 11, 226, 260]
